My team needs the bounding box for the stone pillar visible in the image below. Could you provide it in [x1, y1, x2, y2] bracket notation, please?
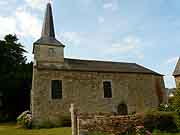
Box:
[70, 104, 78, 135]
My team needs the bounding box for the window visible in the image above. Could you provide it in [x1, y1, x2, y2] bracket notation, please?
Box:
[117, 103, 128, 115]
[103, 81, 112, 98]
[48, 48, 56, 57]
[51, 80, 62, 99]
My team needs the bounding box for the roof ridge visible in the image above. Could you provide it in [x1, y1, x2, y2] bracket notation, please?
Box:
[64, 58, 135, 64]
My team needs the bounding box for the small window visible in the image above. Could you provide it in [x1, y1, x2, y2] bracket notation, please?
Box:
[117, 103, 128, 115]
[103, 81, 112, 98]
[48, 48, 56, 57]
[51, 80, 62, 99]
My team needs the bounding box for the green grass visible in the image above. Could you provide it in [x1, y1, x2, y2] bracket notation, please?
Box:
[153, 133, 180, 135]
[1, 123, 180, 135]
[0, 123, 71, 135]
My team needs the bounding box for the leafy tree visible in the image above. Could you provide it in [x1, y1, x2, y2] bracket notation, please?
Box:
[0, 34, 32, 121]
[172, 85, 180, 129]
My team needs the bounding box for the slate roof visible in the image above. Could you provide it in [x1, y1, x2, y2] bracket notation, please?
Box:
[37, 58, 163, 76]
[34, 3, 64, 47]
[173, 58, 180, 76]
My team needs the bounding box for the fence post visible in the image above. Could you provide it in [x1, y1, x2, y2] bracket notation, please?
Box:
[70, 104, 78, 135]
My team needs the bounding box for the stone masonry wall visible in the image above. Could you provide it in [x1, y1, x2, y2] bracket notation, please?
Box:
[175, 76, 180, 88]
[31, 67, 165, 126]
[70, 104, 143, 135]
[77, 113, 143, 135]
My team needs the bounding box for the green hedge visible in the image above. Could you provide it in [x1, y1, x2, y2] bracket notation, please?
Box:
[144, 111, 178, 133]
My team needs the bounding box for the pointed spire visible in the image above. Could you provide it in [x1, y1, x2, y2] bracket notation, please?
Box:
[41, 2, 55, 38]
[34, 2, 64, 47]
[173, 57, 180, 76]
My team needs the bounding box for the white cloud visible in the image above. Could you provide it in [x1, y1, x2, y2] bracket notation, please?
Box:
[25, 0, 46, 11]
[59, 32, 82, 45]
[103, 2, 118, 11]
[103, 3, 114, 9]
[98, 16, 105, 24]
[0, 0, 16, 6]
[15, 9, 41, 39]
[0, 16, 17, 39]
[0, 7, 42, 40]
[105, 36, 141, 53]
[164, 75, 176, 88]
[166, 57, 179, 64]
[0, 1, 9, 6]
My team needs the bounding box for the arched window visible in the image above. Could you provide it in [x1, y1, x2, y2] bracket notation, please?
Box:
[117, 103, 128, 115]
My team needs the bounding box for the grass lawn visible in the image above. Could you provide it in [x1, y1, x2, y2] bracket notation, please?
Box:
[153, 133, 180, 135]
[0, 123, 71, 135]
[1, 123, 180, 135]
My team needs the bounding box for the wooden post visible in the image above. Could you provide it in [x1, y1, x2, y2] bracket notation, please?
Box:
[70, 104, 77, 135]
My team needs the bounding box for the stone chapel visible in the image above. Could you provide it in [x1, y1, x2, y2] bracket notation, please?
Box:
[31, 2, 165, 126]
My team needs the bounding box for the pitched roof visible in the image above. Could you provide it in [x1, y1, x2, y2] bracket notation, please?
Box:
[34, 3, 64, 46]
[173, 58, 180, 76]
[37, 58, 163, 76]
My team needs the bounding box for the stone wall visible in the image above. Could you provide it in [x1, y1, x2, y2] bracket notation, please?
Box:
[78, 113, 143, 135]
[70, 104, 143, 135]
[33, 44, 64, 63]
[31, 67, 165, 126]
[175, 76, 180, 88]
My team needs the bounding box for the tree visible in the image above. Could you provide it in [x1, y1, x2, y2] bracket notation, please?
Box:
[0, 34, 32, 121]
[173, 85, 180, 129]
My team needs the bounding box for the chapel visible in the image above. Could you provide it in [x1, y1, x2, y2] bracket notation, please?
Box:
[31, 2, 165, 126]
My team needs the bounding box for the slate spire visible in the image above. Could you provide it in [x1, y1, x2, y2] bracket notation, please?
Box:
[34, 2, 64, 46]
[41, 2, 55, 38]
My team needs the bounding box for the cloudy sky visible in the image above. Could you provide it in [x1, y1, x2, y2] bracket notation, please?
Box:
[0, 0, 179, 88]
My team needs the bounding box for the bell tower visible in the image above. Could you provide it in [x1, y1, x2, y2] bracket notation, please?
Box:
[33, 2, 65, 64]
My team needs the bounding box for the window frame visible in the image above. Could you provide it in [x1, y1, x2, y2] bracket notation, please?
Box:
[48, 48, 56, 57]
[51, 80, 63, 100]
[103, 80, 113, 98]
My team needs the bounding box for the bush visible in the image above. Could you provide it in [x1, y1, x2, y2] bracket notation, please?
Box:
[158, 104, 174, 112]
[17, 110, 32, 129]
[59, 115, 71, 127]
[144, 110, 178, 133]
[172, 87, 180, 129]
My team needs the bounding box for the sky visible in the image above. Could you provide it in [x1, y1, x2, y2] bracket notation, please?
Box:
[0, 0, 179, 88]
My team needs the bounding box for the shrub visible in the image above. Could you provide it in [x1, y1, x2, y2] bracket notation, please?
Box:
[172, 87, 180, 129]
[59, 115, 71, 127]
[136, 126, 146, 135]
[17, 110, 32, 129]
[144, 110, 178, 133]
[158, 104, 174, 112]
